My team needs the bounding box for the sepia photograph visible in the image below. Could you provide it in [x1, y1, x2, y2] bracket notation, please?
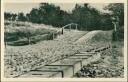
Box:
[1, 0, 127, 81]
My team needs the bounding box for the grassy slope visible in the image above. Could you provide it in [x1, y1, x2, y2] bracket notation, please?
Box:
[4, 21, 62, 46]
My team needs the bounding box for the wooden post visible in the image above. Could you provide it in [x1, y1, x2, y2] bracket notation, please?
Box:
[47, 34, 48, 40]
[53, 33, 54, 40]
[69, 24, 71, 31]
[62, 28, 63, 34]
[28, 37, 31, 45]
[76, 24, 77, 30]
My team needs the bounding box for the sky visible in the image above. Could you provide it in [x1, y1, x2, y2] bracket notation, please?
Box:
[4, 3, 109, 14]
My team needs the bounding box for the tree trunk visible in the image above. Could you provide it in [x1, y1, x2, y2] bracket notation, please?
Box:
[112, 22, 117, 31]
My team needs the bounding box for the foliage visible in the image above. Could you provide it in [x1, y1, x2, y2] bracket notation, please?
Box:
[75, 64, 124, 78]
[74, 41, 124, 78]
[4, 3, 123, 31]
[17, 13, 27, 21]
[4, 12, 17, 21]
[104, 3, 124, 26]
[104, 3, 124, 41]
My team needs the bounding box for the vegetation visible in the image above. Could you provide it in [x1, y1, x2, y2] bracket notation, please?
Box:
[74, 41, 124, 78]
[104, 3, 124, 41]
[5, 3, 124, 40]
[4, 3, 124, 41]
[4, 3, 124, 78]
[5, 3, 123, 30]
[4, 21, 61, 46]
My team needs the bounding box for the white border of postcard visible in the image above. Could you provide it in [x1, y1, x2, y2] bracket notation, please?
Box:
[1, 0, 127, 82]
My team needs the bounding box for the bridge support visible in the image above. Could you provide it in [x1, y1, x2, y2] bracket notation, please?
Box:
[69, 24, 71, 31]
[52, 33, 54, 39]
[62, 28, 63, 34]
[75, 24, 78, 30]
[61, 23, 78, 34]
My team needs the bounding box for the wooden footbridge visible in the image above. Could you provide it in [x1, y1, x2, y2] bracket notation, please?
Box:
[14, 23, 111, 78]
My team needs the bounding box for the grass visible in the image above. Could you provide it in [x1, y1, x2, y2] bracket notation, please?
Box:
[4, 21, 62, 46]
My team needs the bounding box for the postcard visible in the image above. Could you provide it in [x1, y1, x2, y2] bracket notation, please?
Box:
[1, 0, 127, 82]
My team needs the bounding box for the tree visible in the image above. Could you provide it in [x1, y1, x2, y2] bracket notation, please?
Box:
[17, 12, 27, 22]
[5, 3, 120, 31]
[39, 3, 62, 26]
[104, 3, 124, 27]
[4, 12, 12, 20]
[27, 3, 63, 26]
[4, 12, 17, 21]
[72, 4, 101, 30]
[27, 8, 41, 23]
[104, 3, 124, 40]
[99, 13, 113, 30]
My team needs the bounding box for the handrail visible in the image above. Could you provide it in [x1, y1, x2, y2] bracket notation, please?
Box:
[56, 23, 78, 34]
[62, 23, 78, 29]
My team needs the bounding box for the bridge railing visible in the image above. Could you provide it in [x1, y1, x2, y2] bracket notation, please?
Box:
[56, 23, 78, 35]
